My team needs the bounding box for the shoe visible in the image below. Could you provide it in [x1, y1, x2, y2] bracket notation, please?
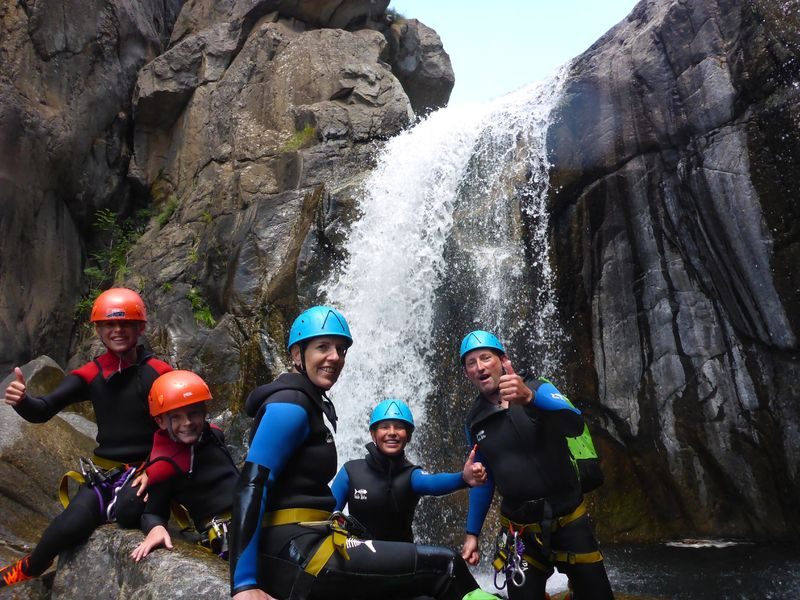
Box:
[0, 555, 33, 587]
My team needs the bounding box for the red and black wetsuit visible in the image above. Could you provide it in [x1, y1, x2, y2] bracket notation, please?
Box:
[13, 346, 171, 576]
[136, 424, 240, 534]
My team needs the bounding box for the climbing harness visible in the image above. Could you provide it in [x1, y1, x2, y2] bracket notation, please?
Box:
[197, 514, 232, 559]
[262, 509, 366, 576]
[58, 456, 136, 522]
[493, 526, 528, 589]
[492, 500, 603, 589]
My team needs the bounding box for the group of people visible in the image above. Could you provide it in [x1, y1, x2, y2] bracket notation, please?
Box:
[2, 287, 614, 599]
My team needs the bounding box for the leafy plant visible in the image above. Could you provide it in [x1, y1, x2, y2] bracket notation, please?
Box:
[187, 287, 216, 328]
[75, 208, 151, 324]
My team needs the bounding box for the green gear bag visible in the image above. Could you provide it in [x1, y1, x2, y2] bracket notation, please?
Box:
[539, 377, 604, 494]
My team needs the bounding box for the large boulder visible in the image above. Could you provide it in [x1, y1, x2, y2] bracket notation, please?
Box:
[0, 357, 96, 592]
[385, 18, 455, 115]
[547, 0, 800, 540]
[52, 527, 228, 599]
[124, 15, 413, 412]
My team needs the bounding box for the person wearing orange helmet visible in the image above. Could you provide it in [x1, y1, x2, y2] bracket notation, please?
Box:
[0, 288, 172, 589]
[128, 370, 239, 562]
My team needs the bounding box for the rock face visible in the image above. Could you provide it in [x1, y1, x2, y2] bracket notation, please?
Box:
[53, 527, 228, 599]
[547, 0, 800, 540]
[0, 0, 183, 375]
[124, 7, 417, 411]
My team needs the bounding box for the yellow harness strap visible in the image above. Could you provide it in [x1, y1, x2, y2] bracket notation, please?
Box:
[57, 455, 131, 508]
[58, 471, 86, 508]
[499, 500, 588, 534]
[262, 509, 350, 576]
[551, 550, 604, 564]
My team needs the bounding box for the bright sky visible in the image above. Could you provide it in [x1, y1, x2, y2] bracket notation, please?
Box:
[389, 0, 641, 104]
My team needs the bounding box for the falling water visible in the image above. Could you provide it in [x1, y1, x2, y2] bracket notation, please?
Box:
[322, 67, 569, 465]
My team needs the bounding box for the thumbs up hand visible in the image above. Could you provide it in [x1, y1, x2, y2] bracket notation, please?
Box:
[497, 357, 533, 406]
[5, 367, 27, 407]
[462, 445, 487, 487]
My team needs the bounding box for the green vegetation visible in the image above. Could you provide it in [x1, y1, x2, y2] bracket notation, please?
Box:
[187, 287, 216, 328]
[156, 198, 178, 229]
[280, 124, 317, 153]
[201, 210, 213, 224]
[75, 208, 151, 324]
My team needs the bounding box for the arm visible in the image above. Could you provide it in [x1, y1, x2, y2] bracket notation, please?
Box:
[330, 466, 350, 512]
[9, 372, 87, 423]
[527, 379, 584, 437]
[410, 469, 465, 496]
[230, 403, 310, 596]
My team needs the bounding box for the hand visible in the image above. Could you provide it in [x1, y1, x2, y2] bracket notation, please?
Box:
[461, 533, 480, 566]
[498, 358, 533, 406]
[232, 590, 275, 600]
[462, 445, 487, 487]
[4, 367, 27, 407]
[132, 471, 149, 497]
[131, 525, 172, 562]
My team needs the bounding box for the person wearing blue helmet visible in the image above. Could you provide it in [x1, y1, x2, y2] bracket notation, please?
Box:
[229, 308, 499, 600]
[458, 330, 614, 600]
[331, 399, 486, 543]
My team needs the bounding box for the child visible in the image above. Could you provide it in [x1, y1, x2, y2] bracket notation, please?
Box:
[130, 369, 239, 561]
[0, 288, 172, 588]
[331, 399, 486, 543]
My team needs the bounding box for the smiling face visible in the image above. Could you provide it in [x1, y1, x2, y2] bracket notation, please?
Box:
[95, 320, 145, 359]
[370, 420, 411, 457]
[291, 335, 349, 390]
[463, 348, 505, 402]
[156, 402, 207, 445]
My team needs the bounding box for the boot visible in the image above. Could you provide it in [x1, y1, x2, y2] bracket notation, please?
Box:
[0, 555, 34, 587]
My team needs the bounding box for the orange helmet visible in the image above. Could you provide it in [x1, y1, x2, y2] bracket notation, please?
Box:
[90, 288, 147, 322]
[148, 370, 212, 417]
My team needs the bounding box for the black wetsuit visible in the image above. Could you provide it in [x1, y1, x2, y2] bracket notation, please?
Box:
[137, 424, 240, 534]
[332, 443, 468, 543]
[13, 347, 172, 576]
[230, 372, 483, 600]
[466, 379, 614, 600]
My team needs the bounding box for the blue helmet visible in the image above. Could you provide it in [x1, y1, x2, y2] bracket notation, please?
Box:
[369, 399, 415, 431]
[287, 306, 353, 350]
[459, 330, 505, 362]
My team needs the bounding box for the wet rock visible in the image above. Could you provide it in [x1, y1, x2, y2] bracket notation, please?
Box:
[52, 527, 228, 599]
[547, 0, 800, 540]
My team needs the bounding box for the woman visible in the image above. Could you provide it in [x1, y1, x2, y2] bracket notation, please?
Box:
[229, 306, 495, 600]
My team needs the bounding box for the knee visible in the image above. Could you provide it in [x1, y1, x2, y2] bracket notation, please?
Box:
[113, 484, 145, 528]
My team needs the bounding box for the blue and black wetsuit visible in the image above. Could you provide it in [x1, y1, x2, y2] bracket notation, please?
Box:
[466, 378, 614, 600]
[230, 372, 484, 600]
[331, 442, 467, 543]
[12, 347, 172, 576]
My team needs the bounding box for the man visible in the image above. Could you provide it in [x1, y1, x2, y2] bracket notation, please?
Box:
[459, 330, 613, 600]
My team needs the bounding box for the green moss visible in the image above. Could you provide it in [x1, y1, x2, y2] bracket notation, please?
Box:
[156, 198, 178, 229]
[280, 124, 317, 153]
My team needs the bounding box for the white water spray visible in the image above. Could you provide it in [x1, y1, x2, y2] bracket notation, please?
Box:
[323, 69, 568, 463]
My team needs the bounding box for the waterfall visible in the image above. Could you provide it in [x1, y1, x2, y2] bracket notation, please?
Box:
[323, 68, 568, 465]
